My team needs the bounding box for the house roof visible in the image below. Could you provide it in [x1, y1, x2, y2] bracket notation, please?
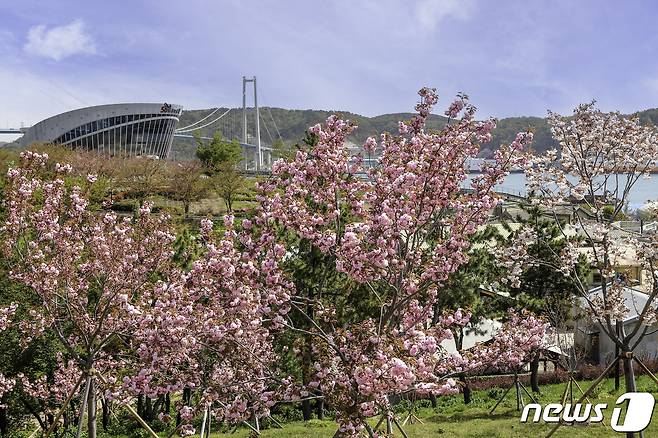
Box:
[441, 319, 572, 357]
[440, 319, 503, 353]
[581, 283, 653, 324]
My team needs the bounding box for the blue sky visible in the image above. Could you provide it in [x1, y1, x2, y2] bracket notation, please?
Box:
[2, 0, 658, 136]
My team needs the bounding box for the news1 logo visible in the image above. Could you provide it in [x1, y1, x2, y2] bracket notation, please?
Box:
[520, 392, 655, 433]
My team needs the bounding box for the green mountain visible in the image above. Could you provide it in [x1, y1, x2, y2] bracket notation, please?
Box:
[171, 107, 557, 160]
[8, 106, 657, 161]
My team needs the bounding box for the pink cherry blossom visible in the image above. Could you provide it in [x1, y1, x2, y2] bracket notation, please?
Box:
[251, 87, 536, 434]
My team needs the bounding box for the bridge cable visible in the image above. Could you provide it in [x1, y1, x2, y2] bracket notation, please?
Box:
[266, 107, 283, 141]
[175, 108, 233, 133]
[175, 107, 224, 131]
[259, 113, 275, 144]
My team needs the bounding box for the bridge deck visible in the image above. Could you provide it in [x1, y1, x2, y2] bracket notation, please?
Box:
[172, 133, 273, 151]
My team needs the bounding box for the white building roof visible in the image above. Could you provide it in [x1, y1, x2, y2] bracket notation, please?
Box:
[582, 284, 652, 324]
[441, 319, 502, 353]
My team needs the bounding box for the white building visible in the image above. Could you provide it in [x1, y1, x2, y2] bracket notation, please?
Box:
[17, 103, 183, 159]
[575, 285, 658, 365]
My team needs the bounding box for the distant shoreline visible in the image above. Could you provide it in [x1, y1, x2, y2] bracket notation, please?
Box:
[468, 169, 658, 175]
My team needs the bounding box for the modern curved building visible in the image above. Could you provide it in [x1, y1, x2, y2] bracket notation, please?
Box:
[18, 103, 183, 159]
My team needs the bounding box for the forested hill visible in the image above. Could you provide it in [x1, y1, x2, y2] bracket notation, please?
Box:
[171, 107, 658, 160]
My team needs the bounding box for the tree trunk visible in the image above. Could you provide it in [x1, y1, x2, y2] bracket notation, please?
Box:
[152, 396, 164, 421]
[165, 393, 171, 414]
[87, 379, 97, 438]
[454, 328, 472, 404]
[20, 398, 47, 432]
[0, 405, 7, 437]
[301, 399, 312, 421]
[76, 375, 91, 438]
[315, 398, 324, 420]
[619, 318, 639, 437]
[206, 415, 212, 438]
[183, 388, 191, 407]
[137, 394, 144, 419]
[460, 374, 472, 404]
[101, 398, 110, 431]
[530, 351, 541, 393]
[429, 393, 437, 408]
[144, 397, 153, 423]
[615, 321, 622, 391]
[623, 354, 638, 438]
[184, 202, 190, 217]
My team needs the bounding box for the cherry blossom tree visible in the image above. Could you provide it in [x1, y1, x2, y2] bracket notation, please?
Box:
[525, 103, 658, 437]
[112, 215, 295, 436]
[250, 88, 535, 435]
[0, 151, 180, 437]
[1, 151, 296, 437]
[0, 89, 554, 438]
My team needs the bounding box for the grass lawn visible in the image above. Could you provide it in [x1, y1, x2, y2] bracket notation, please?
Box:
[191, 375, 658, 438]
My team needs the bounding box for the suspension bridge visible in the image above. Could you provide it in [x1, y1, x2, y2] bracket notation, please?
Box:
[0, 128, 24, 135]
[173, 76, 282, 171]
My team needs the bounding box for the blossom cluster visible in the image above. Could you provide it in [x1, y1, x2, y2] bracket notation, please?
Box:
[524, 102, 658, 376]
[0, 87, 548, 437]
[254, 88, 537, 434]
[1, 152, 293, 434]
[307, 308, 467, 435]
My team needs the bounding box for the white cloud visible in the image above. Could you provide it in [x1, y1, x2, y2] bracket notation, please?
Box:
[24, 20, 96, 61]
[414, 0, 472, 31]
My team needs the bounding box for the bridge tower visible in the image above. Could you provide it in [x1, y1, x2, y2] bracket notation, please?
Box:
[242, 76, 262, 170]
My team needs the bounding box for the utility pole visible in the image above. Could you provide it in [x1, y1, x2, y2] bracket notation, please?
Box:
[242, 76, 262, 171]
